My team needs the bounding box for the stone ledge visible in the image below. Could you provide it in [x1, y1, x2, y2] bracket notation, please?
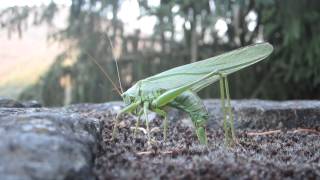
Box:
[0, 99, 319, 179]
[66, 99, 320, 130]
[204, 99, 320, 130]
[0, 108, 99, 180]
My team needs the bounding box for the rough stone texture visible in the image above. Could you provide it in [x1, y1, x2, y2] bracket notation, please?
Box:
[91, 100, 320, 180]
[233, 100, 320, 130]
[0, 97, 42, 108]
[0, 97, 24, 108]
[0, 98, 319, 179]
[0, 107, 99, 180]
[51, 100, 320, 130]
[94, 114, 320, 180]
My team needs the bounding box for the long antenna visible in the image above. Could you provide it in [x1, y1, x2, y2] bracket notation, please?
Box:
[84, 52, 122, 96]
[106, 35, 124, 94]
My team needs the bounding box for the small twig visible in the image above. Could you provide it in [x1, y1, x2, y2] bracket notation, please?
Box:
[150, 127, 161, 133]
[246, 128, 320, 136]
[130, 127, 147, 134]
[292, 128, 320, 134]
[246, 130, 281, 136]
[136, 151, 153, 155]
[136, 150, 176, 156]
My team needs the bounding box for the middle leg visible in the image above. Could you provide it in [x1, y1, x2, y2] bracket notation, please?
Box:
[143, 102, 151, 143]
[153, 108, 168, 141]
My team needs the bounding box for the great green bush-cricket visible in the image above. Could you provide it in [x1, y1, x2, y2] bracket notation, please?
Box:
[92, 42, 273, 145]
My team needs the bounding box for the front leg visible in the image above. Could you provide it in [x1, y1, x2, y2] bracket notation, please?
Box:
[112, 100, 141, 139]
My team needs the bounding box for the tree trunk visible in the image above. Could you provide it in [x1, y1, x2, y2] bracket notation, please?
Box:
[190, 10, 198, 62]
[112, 0, 119, 44]
[159, 16, 166, 53]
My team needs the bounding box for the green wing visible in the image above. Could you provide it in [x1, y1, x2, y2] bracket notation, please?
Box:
[128, 43, 273, 95]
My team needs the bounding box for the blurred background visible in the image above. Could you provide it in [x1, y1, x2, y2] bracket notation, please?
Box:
[0, 0, 319, 106]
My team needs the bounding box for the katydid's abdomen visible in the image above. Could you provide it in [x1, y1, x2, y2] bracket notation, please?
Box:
[169, 91, 209, 144]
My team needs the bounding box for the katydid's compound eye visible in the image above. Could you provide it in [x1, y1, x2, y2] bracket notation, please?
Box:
[123, 95, 131, 105]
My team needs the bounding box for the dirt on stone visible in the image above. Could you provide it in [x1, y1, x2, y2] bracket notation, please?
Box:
[93, 112, 320, 180]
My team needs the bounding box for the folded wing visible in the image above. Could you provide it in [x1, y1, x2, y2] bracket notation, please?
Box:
[139, 43, 273, 93]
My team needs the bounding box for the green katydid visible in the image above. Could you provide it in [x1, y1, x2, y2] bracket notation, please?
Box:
[91, 42, 273, 145]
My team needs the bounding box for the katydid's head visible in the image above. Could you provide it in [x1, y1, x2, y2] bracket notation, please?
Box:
[121, 93, 132, 105]
[121, 89, 138, 105]
[121, 83, 141, 105]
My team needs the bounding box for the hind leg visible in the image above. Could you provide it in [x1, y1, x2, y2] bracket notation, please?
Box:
[143, 102, 151, 143]
[224, 75, 236, 140]
[133, 109, 143, 137]
[219, 74, 236, 146]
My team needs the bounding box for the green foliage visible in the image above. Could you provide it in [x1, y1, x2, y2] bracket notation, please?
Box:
[246, 0, 320, 99]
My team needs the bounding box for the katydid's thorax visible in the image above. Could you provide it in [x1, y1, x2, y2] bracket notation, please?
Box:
[122, 80, 166, 105]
